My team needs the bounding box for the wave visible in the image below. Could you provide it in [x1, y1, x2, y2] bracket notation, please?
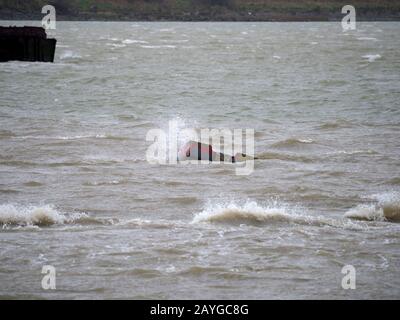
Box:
[14, 134, 127, 141]
[257, 151, 313, 163]
[118, 218, 185, 230]
[362, 54, 381, 62]
[387, 177, 400, 186]
[102, 37, 121, 42]
[82, 180, 128, 186]
[0, 130, 16, 139]
[357, 37, 378, 41]
[160, 39, 189, 43]
[165, 196, 198, 205]
[55, 134, 127, 141]
[317, 120, 354, 130]
[0, 204, 114, 228]
[122, 39, 148, 44]
[328, 149, 378, 156]
[192, 201, 363, 229]
[271, 138, 314, 148]
[345, 192, 400, 222]
[140, 45, 176, 49]
[60, 51, 82, 60]
[106, 43, 126, 48]
[23, 181, 43, 187]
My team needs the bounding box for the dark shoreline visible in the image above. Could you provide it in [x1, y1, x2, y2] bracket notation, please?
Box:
[0, 0, 400, 22]
[1, 12, 399, 22]
[1, 0, 399, 22]
[2, 17, 400, 22]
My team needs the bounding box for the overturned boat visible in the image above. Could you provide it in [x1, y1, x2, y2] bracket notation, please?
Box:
[178, 141, 255, 163]
[0, 26, 57, 62]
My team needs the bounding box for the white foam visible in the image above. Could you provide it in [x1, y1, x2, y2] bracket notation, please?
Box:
[362, 54, 381, 62]
[329, 149, 377, 156]
[14, 134, 108, 141]
[373, 192, 400, 221]
[107, 43, 126, 48]
[298, 139, 314, 143]
[57, 134, 107, 140]
[122, 39, 148, 44]
[345, 192, 400, 222]
[160, 39, 189, 43]
[345, 205, 385, 221]
[357, 37, 378, 41]
[140, 45, 176, 49]
[192, 201, 364, 229]
[271, 138, 314, 148]
[0, 204, 88, 227]
[60, 51, 82, 60]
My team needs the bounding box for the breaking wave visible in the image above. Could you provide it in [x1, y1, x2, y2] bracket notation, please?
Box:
[122, 39, 148, 44]
[0, 204, 113, 228]
[60, 50, 82, 60]
[192, 201, 363, 229]
[345, 192, 400, 222]
[362, 54, 381, 62]
[357, 37, 378, 41]
[140, 45, 176, 49]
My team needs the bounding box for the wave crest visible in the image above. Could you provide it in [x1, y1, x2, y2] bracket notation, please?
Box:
[271, 138, 314, 148]
[345, 192, 400, 222]
[60, 50, 82, 60]
[0, 204, 107, 228]
[192, 201, 362, 229]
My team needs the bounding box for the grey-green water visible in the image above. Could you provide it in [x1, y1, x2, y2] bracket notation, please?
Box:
[0, 21, 399, 299]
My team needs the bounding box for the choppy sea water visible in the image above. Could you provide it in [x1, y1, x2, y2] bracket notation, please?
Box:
[0, 21, 399, 299]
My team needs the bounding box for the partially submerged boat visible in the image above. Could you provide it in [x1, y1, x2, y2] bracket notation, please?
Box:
[0, 26, 57, 62]
[178, 141, 255, 162]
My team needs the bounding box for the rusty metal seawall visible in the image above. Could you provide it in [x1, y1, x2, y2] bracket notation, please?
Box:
[0, 26, 57, 62]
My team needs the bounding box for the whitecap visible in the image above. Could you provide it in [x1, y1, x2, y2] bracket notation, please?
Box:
[60, 50, 82, 60]
[160, 39, 189, 43]
[271, 138, 314, 148]
[357, 37, 378, 41]
[345, 192, 400, 222]
[0, 204, 87, 227]
[192, 201, 364, 230]
[140, 45, 176, 49]
[362, 54, 381, 62]
[122, 39, 148, 44]
[106, 43, 126, 48]
[345, 205, 385, 221]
